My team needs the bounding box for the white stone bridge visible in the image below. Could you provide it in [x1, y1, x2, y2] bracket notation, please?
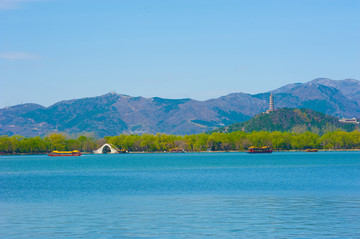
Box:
[93, 143, 119, 154]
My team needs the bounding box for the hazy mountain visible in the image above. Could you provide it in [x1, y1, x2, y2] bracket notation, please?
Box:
[272, 78, 360, 106]
[1, 78, 360, 137]
[310, 78, 360, 105]
[0, 92, 251, 137]
[267, 81, 360, 117]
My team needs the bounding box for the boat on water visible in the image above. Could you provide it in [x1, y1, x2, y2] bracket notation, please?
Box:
[305, 149, 318, 152]
[117, 149, 128, 154]
[169, 147, 185, 153]
[247, 146, 273, 153]
[48, 150, 82, 156]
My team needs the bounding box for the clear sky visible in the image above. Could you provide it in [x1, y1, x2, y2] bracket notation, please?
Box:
[1, 0, 359, 108]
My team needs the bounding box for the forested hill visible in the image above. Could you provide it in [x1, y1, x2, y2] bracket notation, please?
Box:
[216, 108, 359, 135]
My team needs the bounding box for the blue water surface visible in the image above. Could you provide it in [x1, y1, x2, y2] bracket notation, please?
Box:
[0, 152, 360, 238]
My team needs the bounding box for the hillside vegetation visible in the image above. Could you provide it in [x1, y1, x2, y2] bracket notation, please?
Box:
[216, 108, 358, 135]
[2, 130, 360, 154]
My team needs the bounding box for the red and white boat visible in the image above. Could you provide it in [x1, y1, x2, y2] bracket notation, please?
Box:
[247, 146, 273, 153]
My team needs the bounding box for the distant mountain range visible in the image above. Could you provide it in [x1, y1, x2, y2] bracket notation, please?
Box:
[1, 78, 360, 137]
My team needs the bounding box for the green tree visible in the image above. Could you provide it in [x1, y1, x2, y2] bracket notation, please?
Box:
[320, 131, 341, 149]
[193, 133, 209, 151]
[45, 133, 66, 151]
[248, 131, 271, 147]
[0, 136, 12, 153]
[270, 131, 292, 150]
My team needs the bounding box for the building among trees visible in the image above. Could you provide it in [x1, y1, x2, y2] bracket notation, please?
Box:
[339, 118, 359, 124]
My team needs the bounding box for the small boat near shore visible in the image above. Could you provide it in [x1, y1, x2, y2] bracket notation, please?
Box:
[117, 149, 128, 154]
[169, 147, 185, 153]
[48, 150, 82, 156]
[305, 149, 318, 152]
[248, 146, 273, 153]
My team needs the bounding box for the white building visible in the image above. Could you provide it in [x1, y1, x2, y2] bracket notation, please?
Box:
[339, 118, 359, 124]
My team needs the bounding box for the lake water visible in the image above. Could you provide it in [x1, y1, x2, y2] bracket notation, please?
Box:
[1, 152, 360, 238]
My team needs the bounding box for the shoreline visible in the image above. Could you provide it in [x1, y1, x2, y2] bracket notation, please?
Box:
[1, 148, 360, 156]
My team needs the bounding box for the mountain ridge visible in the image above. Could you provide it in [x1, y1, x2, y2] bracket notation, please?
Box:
[1, 78, 360, 137]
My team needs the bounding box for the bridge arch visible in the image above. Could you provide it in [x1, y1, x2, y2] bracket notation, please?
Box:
[93, 143, 119, 154]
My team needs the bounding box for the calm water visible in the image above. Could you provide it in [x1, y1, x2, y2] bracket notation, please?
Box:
[0, 152, 360, 238]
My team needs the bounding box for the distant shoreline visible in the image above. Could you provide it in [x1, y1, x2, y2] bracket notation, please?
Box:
[1, 149, 360, 156]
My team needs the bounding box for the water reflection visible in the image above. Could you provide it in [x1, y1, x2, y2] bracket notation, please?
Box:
[1, 195, 360, 238]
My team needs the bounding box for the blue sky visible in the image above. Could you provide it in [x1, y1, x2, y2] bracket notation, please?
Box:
[1, 0, 359, 108]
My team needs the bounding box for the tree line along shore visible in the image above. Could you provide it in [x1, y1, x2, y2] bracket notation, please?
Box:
[1, 130, 360, 154]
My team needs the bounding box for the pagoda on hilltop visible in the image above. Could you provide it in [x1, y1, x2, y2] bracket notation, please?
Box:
[266, 94, 275, 113]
